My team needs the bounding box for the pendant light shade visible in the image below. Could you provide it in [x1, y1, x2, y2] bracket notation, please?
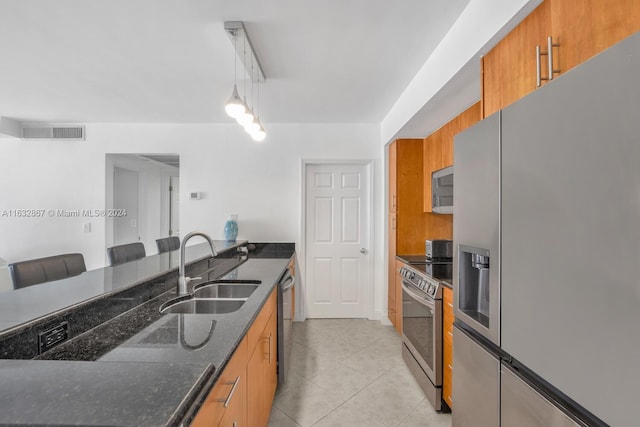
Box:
[244, 119, 260, 134]
[225, 85, 246, 118]
[251, 122, 266, 142]
[236, 105, 255, 126]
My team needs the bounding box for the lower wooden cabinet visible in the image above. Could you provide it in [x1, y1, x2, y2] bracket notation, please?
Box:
[247, 289, 277, 427]
[394, 260, 405, 334]
[191, 288, 277, 427]
[442, 286, 454, 409]
[191, 337, 248, 427]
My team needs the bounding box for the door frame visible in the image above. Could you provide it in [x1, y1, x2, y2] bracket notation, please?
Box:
[299, 159, 375, 321]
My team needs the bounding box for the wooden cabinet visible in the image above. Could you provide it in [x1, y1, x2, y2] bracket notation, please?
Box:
[394, 260, 404, 334]
[442, 286, 454, 409]
[388, 212, 397, 329]
[482, 1, 551, 118]
[192, 288, 276, 427]
[550, 0, 640, 74]
[482, 0, 640, 118]
[246, 289, 277, 427]
[388, 139, 423, 332]
[394, 139, 426, 255]
[191, 337, 248, 427]
[422, 129, 443, 213]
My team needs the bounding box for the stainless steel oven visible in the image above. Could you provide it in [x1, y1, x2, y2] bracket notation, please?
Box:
[400, 266, 444, 411]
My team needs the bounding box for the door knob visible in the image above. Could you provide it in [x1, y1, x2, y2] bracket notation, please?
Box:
[360, 248, 367, 254]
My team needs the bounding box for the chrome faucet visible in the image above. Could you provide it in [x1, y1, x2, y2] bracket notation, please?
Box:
[178, 231, 217, 295]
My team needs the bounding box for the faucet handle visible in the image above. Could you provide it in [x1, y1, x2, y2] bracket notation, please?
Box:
[185, 276, 202, 284]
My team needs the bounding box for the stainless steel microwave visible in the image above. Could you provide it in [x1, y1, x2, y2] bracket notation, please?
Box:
[432, 166, 453, 214]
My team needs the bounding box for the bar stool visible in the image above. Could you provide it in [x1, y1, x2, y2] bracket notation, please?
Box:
[107, 242, 146, 266]
[156, 236, 180, 254]
[9, 253, 86, 289]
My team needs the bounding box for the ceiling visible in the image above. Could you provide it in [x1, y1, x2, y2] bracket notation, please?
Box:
[0, 0, 470, 124]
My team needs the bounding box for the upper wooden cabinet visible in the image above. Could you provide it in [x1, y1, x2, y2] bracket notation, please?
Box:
[482, 1, 551, 118]
[550, 0, 640, 73]
[389, 139, 425, 255]
[482, 0, 640, 118]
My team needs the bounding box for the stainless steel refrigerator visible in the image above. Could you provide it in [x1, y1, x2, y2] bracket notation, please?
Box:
[453, 30, 640, 427]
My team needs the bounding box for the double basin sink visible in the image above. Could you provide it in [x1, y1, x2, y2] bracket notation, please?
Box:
[159, 279, 262, 314]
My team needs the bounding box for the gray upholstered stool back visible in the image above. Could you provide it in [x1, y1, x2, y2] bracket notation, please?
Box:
[156, 236, 180, 254]
[107, 242, 146, 266]
[9, 253, 87, 289]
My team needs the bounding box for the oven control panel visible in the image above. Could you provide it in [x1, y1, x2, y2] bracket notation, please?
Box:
[400, 266, 440, 299]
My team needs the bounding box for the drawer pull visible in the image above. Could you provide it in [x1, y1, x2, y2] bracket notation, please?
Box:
[217, 376, 240, 408]
[263, 334, 272, 362]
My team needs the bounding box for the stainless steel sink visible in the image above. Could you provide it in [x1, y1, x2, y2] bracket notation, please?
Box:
[193, 283, 259, 299]
[160, 297, 245, 314]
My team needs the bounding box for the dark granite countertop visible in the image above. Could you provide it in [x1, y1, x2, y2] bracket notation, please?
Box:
[0, 240, 247, 334]
[0, 246, 294, 426]
[0, 360, 212, 426]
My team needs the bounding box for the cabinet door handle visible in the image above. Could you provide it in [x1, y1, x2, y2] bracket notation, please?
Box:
[263, 334, 272, 362]
[547, 36, 560, 81]
[448, 331, 453, 338]
[216, 376, 240, 408]
[392, 217, 396, 229]
[536, 36, 560, 87]
[447, 302, 453, 308]
[536, 44, 543, 87]
[448, 364, 453, 370]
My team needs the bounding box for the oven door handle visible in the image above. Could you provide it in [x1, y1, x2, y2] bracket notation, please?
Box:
[401, 281, 436, 309]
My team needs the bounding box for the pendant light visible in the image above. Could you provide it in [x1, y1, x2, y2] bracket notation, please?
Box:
[223, 21, 267, 141]
[225, 30, 246, 119]
[244, 55, 261, 134]
[250, 73, 266, 142]
[235, 34, 255, 126]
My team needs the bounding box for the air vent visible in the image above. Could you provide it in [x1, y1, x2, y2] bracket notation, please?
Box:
[22, 126, 85, 140]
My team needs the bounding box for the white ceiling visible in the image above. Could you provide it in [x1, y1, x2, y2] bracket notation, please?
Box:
[0, 0, 470, 124]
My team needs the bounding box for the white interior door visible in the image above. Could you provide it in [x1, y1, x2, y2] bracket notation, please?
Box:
[113, 167, 139, 245]
[305, 163, 370, 318]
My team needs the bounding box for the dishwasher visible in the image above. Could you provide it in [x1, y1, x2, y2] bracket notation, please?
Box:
[277, 266, 295, 385]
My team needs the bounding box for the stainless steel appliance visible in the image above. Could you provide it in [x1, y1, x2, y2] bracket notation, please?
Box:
[431, 166, 453, 214]
[277, 268, 295, 385]
[400, 265, 445, 411]
[452, 30, 640, 427]
[452, 324, 500, 427]
[425, 239, 453, 260]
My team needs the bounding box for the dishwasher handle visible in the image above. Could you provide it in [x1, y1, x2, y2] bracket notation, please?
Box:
[280, 275, 295, 292]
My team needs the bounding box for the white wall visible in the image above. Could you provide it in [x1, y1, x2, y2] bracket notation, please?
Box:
[381, 0, 542, 143]
[0, 123, 385, 318]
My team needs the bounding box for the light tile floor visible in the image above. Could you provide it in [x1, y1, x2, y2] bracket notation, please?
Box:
[268, 319, 452, 427]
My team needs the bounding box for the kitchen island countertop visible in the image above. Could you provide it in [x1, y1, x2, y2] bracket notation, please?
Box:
[0, 248, 294, 426]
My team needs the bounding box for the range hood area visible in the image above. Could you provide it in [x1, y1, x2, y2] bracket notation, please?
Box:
[452, 31, 640, 427]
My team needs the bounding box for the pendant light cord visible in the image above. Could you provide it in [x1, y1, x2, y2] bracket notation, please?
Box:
[233, 31, 237, 86]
